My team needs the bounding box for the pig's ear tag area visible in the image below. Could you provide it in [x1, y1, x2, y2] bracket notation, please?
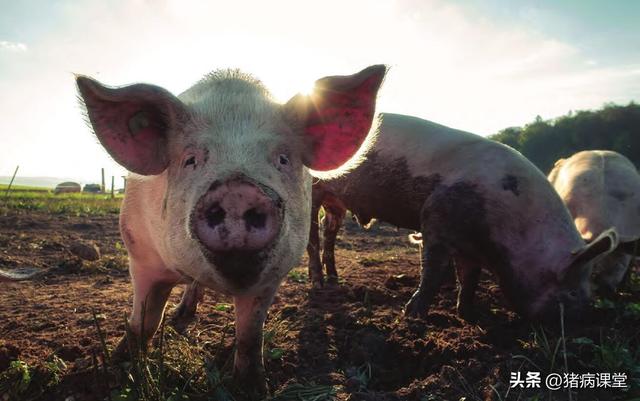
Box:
[76, 76, 187, 176]
[561, 228, 619, 281]
[287, 64, 387, 171]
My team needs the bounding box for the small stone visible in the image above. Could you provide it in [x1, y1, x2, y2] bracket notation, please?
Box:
[69, 242, 100, 261]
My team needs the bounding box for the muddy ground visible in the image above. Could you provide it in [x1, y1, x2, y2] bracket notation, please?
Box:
[0, 211, 638, 400]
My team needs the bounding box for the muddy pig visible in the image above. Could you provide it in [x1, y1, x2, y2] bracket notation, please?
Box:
[76, 65, 386, 397]
[549, 150, 640, 294]
[307, 113, 618, 321]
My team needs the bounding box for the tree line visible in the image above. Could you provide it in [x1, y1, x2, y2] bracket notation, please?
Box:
[489, 102, 640, 174]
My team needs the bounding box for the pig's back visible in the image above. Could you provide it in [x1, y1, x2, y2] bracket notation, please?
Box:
[323, 113, 580, 254]
[379, 114, 581, 254]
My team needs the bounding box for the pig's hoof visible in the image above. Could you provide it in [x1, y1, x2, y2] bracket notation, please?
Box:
[110, 336, 131, 363]
[404, 296, 429, 319]
[168, 310, 197, 334]
[233, 370, 267, 400]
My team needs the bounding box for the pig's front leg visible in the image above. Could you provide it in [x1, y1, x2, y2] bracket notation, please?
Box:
[169, 281, 205, 332]
[113, 262, 180, 359]
[233, 286, 278, 398]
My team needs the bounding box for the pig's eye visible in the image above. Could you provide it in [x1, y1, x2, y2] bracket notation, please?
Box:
[183, 156, 197, 169]
[278, 154, 290, 166]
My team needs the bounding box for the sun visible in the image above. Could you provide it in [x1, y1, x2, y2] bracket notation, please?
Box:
[298, 79, 316, 97]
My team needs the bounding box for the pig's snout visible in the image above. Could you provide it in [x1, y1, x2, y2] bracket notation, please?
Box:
[194, 180, 282, 253]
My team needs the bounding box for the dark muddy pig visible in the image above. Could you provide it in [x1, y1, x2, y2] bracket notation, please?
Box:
[549, 150, 640, 294]
[308, 113, 618, 321]
[76, 65, 386, 397]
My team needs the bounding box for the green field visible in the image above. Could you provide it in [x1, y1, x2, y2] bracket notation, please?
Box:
[0, 184, 51, 192]
[0, 185, 122, 216]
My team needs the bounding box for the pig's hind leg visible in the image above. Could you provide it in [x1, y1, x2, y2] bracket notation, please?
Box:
[307, 199, 324, 288]
[322, 202, 346, 285]
[454, 256, 481, 320]
[169, 281, 205, 332]
[404, 241, 452, 319]
[405, 183, 478, 319]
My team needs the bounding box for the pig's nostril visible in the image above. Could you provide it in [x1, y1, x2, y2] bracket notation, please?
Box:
[205, 204, 226, 228]
[243, 208, 267, 230]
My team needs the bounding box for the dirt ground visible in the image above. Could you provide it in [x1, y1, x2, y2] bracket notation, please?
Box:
[0, 211, 638, 401]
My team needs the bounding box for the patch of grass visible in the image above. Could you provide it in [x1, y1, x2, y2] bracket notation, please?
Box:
[0, 356, 67, 400]
[287, 268, 308, 284]
[624, 302, 640, 319]
[109, 322, 232, 401]
[0, 190, 122, 216]
[0, 184, 50, 192]
[345, 363, 372, 393]
[509, 288, 640, 400]
[263, 312, 297, 362]
[214, 303, 233, 312]
[88, 307, 307, 401]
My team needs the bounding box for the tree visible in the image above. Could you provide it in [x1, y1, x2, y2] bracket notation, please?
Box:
[489, 102, 640, 173]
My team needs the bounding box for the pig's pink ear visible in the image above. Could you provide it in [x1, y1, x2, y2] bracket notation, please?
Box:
[76, 76, 187, 175]
[285, 65, 387, 171]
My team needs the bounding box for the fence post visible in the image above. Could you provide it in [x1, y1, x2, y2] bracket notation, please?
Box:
[4, 165, 19, 197]
[101, 168, 105, 193]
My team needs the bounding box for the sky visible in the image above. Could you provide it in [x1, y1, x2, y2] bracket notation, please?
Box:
[0, 0, 639, 184]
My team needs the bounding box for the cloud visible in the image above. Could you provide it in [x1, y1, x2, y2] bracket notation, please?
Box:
[0, 40, 28, 52]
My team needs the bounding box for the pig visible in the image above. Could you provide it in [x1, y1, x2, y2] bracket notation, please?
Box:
[549, 150, 640, 294]
[306, 113, 619, 321]
[76, 65, 386, 397]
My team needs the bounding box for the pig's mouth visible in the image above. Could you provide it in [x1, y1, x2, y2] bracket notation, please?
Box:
[202, 248, 271, 289]
[189, 177, 284, 290]
[192, 227, 281, 290]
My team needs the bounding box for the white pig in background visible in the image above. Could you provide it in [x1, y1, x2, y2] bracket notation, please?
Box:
[549, 150, 640, 294]
[76, 65, 386, 397]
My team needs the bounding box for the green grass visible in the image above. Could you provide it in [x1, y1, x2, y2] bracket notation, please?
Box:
[96, 313, 329, 401]
[287, 268, 308, 284]
[0, 306, 332, 401]
[502, 276, 640, 400]
[0, 357, 67, 401]
[0, 184, 51, 192]
[0, 189, 122, 216]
